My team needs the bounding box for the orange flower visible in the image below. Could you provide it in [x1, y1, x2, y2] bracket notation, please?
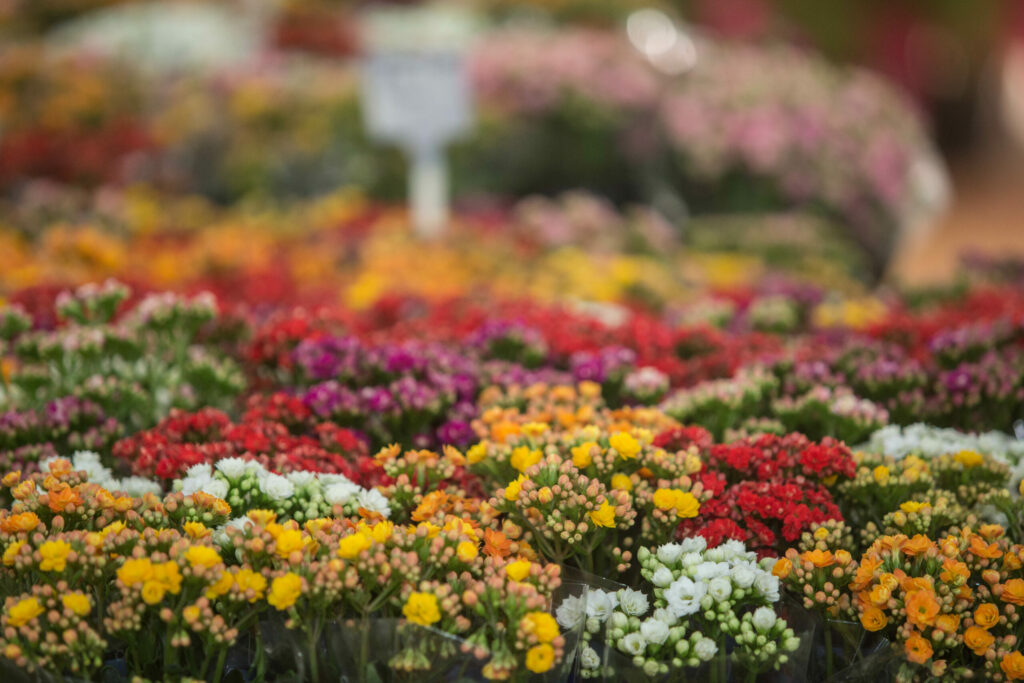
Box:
[1002, 652, 1024, 681]
[1006, 553, 1024, 572]
[1002, 579, 1024, 606]
[935, 614, 960, 634]
[47, 484, 82, 513]
[799, 549, 835, 569]
[905, 590, 940, 628]
[491, 421, 521, 444]
[0, 512, 40, 534]
[980, 524, 1005, 540]
[411, 491, 448, 522]
[868, 584, 891, 607]
[904, 634, 933, 665]
[901, 575, 935, 594]
[860, 606, 887, 632]
[902, 534, 936, 556]
[851, 557, 881, 591]
[938, 536, 960, 558]
[939, 559, 970, 584]
[969, 535, 1003, 560]
[975, 603, 1000, 629]
[482, 529, 512, 559]
[772, 558, 793, 579]
[964, 626, 995, 656]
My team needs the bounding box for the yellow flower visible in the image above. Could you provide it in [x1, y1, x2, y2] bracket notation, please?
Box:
[183, 522, 210, 539]
[571, 442, 596, 468]
[7, 597, 44, 627]
[525, 643, 555, 673]
[457, 541, 479, 563]
[955, 450, 983, 468]
[522, 422, 549, 437]
[268, 573, 303, 611]
[337, 532, 373, 559]
[206, 571, 234, 599]
[504, 474, 526, 501]
[39, 540, 71, 572]
[233, 569, 267, 601]
[274, 529, 305, 559]
[248, 510, 278, 526]
[417, 521, 441, 538]
[521, 612, 559, 643]
[141, 581, 167, 605]
[506, 559, 533, 582]
[61, 592, 91, 616]
[872, 466, 890, 484]
[610, 474, 633, 491]
[609, 432, 641, 459]
[117, 558, 153, 586]
[537, 486, 553, 503]
[589, 501, 616, 528]
[402, 592, 441, 626]
[3, 541, 25, 567]
[366, 521, 394, 544]
[653, 488, 678, 511]
[466, 442, 488, 464]
[900, 501, 931, 513]
[674, 492, 700, 518]
[185, 546, 222, 569]
[510, 446, 542, 473]
[100, 521, 126, 538]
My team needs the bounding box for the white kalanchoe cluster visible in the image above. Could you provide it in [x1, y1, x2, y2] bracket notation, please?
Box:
[565, 537, 801, 678]
[41, 451, 162, 497]
[172, 460, 390, 522]
[863, 423, 1024, 465]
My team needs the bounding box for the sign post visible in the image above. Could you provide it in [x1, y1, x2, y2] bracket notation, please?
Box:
[360, 6, 476, 238]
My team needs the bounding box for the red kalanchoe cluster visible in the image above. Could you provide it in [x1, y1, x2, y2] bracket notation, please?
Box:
[705, 433, 856, 484]
[111, 407, 374, 483]
[652, 425, 715, 452]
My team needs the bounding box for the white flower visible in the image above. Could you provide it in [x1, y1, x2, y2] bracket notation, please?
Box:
[731, 563, 757, 588]
[618, 588, 649, 617]
[199, 478, 230, 500]
[754, 572, 781, 602]
[180, 474, 211, 496]
[619, 632, 647, 656]
[680, 552, 703, 568]
[114, 476, 162, 497]
[640, 618, 670, 645]
[651, 608, 676, 626]
[214, 458, 250, 479]
[694, 637, 718, 661]
[718, 539, 748, 560]
[704, 547, 726, 563]
[664, 577, 707, 618]
[651, 567, 674, 587]
[185, 463, 213, 479]
[356, 489, 391, 517]
[259, 473, 295, 501]
[286, 471, 317, 487]
[581, 646, 600, 670]
[586, 590, 617, 621]
[324, 480, 361, 505]
[694, 561, 729, 581]
[679, 536, 707, 553]
[656, 543, 685, 565]
[752, 606, 777, 632]
[707, 576, 732, 602]
[556, 595, 586, 630]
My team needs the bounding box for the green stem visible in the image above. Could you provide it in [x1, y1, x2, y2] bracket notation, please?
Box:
[360, 618, 371, 683]
[825, 622, 834, 681]
[211, 646, 228, 683]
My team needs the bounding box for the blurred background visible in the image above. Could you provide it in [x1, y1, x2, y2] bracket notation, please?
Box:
[1, 0, 1023, 299]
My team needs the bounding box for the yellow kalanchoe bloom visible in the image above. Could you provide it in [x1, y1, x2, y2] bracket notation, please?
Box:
[268, 573, 303, 611]
[337, 532, 373, 559]
[61, 592, 91, 616]
[525, 643, 555, 673]
[510, 446, 542, 473]
[7, 597, 44, 628]
[403, 592, 441, 626]
[571, 442, 597, 468]
[609, 432, 641, 459]
[38, 540, 71, 572]
[589, 501, 616, 528]
[505, 559, 532, 582]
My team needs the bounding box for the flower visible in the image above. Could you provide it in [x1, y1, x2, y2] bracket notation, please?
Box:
[900, 501, 930, 513]
[38, 540, 71, 572]
[772, 558, 793, 578]
[61, 592, 91, 616]
[964, 625, 995, 656]
[694, 637, 718, 661]
[589, 501, 616, 528]
[610, 473, 633, 491]
[268, 573, 303, 611]
[274, 529, 305, 559]
[7, 597, 43, 627]
[641, 617, 670, 644]
[456, 541, 478, 562]
[403, 592, 441, 626]
[954, 450, 983, 467]
[904, 634, 933, 664]
[585, 590, 617, 621]
[1003, 579, 1024, 605]
[1002, 652, 1024, 680]
[665, 576, 707, 617]
[525, 643, 555, 673]
[872, 465, 890, 483]
[619, 632, 647, 655]
[3, 541, 25, 567]
[506, 559, 532, 582]
[975, 603, 1000, 629]
[609, 432, 640, 459]
[571, 442, 596, 468]
[510, 446, 542, 473]
[905, 590, 940, 628]
[521, 612, 559, 643]
[555, 594, 586, 629]
[799, 549, 834, 568]
[504, 474, 526, 501]
[185, 546, 221, 569]
[337, 532, 372, 560]
[651, 567, 673, 587]
[860, 606, 887, 632]
[752, 606, 777, 632]
[618, 588, 649, 617]
[656, 543, 684, 565]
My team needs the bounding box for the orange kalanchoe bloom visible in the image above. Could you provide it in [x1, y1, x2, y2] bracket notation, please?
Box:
[850, 556, 881, 591]
[1003, 652, 1024, 681]
[934, 614, 960, 634]
[904, 633, 933, 664]
[1001, 579, 1024, 606]
[905, 590, 940, 629]
[0, 511, 40, 534]
[859, 605, 887, 632]
[47, 483, 83, 512]
[969, 535, 1003, 560]
[799, 549, 835, 568]
[482, 528, 512, 558]
[975, 603, 1000, 629]
[964, 625, 995, 656]
[901, 534, 935, 556]
[939, 558, 970, 584]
